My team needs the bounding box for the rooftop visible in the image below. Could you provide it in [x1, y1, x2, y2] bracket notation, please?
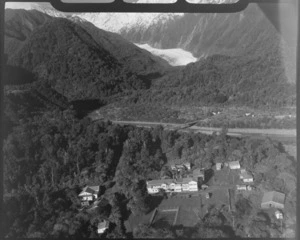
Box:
[262, 191, 285, 205]
[147, 177, 197, 186]
[193, 168, 204, 176]
[228, 161, 240, 167]
[240, 170, 253, 179]
[147, 179, 175, 186]
[79, 185, 99, 196]
[98, 220, 109, 230]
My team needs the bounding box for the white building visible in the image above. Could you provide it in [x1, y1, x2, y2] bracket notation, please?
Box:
[228, 161, 240, 170]
[236, 185, 247, 191]
[146, 178, 198, 194]
[216, 163, 222, 171]
[97, 220, 109, 234]
[240, 169, 254, 183]
[237, 185, 252, 191]
[275, 210, 283, 219]
[78, 186, 99, 202]
[171, 162, 191, 171]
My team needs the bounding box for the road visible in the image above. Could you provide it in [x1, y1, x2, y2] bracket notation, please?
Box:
[111, 120, 296, 139]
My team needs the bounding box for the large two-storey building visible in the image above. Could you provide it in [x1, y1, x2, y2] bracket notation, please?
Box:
[146, 177, 198, 194]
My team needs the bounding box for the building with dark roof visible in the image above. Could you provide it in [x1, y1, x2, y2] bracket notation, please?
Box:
[261, 191, 285, 209]
[193, 168, 204, 180]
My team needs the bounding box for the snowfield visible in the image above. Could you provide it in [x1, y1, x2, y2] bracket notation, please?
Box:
[136, 43, 198, 66]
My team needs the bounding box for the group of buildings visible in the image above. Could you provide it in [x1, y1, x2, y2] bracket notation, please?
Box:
[78, 186, 109, 234]
[147, 163, 204, 194]
[77, 157, 286, 234]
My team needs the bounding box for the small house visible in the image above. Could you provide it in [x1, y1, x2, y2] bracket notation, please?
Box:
[79, 186, 99, 204]
[183, 162, 191, 170]
[97, 220, 109, 234]
[193, 168, 205, 181]
[147, 179, 173, 194]
[170, 164, 176, 170]
[236, 185, 247, 191]
[216, 163, 222, 171]
[275, 210, 283, 220]
[228, 161, 240, 170]
[175, 162, 191, 171]
[261, 191, 285, 209]
[240, 169, 254, 183]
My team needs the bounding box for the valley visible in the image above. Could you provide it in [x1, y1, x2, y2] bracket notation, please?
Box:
[3, 2, 297, 239]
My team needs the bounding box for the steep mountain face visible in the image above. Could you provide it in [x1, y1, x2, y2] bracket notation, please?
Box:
[74, 12, 184, 34]
[5, 9, 52, 57]
[72, 18, 170, 75]
[5, 10, 170, 100]
[119, 4, 285, 58]
[70, 3, 295, 83]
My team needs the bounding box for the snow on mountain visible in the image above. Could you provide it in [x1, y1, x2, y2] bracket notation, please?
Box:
[74, 12, 183, 33]
[134, 0, 176, 3]
[5, 2, 67, 17]
[136, 43, 198, 66]
[186, 0, 237, 3]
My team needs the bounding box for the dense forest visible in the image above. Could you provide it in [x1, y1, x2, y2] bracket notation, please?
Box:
[123, 52, 296, 107]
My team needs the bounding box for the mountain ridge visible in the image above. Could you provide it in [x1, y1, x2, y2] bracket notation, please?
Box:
[4, 8, 296, 109]
[5, 10, 170, 100]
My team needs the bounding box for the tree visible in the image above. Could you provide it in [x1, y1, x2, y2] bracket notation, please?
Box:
[133, 224, 175, 238]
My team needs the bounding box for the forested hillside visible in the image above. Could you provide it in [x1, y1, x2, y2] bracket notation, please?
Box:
[73, 18, 170, 76]
[5, 10, 170, 101]
[5, 9, 52, 57]
[131, 53, 296, 107]
[7, 18, 146, 100]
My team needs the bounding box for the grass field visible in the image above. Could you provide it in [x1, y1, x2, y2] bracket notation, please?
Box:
[152, 210, 177, 228]
[211, 167, 241, 186]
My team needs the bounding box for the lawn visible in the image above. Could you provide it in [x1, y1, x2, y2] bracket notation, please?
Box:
[211, 167, 241, 186]
[162, 196, 201, 227]
[152, 210, 177, 228]
[125, 209, 155, 233]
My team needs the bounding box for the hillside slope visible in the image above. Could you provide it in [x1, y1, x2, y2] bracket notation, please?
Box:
[5, 10, 170, 100]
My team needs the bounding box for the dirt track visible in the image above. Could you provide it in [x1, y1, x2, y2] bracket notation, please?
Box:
[112, 120, 296, 138]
